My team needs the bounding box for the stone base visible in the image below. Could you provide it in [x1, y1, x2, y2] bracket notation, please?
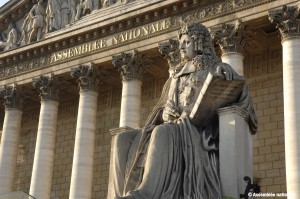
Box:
[218, 106, 253, 199]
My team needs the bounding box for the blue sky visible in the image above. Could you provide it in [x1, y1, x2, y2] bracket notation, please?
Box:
[0, 0, 9, 7]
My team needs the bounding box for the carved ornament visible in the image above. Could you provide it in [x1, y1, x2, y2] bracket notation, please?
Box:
[0, 84, 27, 110]
[70, 62, 108, 92]
[32, 73, 68, 101]
[268, 3, 300, 41]
[0, 0, 275, 79]
[158, 39, 180, 70]
[210, 19, 255, 54]
[112, 49, 150, 81]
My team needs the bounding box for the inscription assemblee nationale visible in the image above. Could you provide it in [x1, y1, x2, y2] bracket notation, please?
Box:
[50, 19, 171, 63]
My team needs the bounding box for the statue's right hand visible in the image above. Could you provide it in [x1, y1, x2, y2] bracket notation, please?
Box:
[162, 100, 180, 123]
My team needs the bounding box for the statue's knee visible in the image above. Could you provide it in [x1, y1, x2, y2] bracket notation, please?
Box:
[152, 124, 171, 140]
[115, 130, 138, 146]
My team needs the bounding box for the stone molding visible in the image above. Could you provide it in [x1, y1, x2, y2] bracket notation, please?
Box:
[217, 105, 249, 121]
[112, 49, 150, 81]
[0, 84, 26, 110]
[210, 19, 255, 54]
[0, 0, 277, 79]
[32, 73, 68, 101]
[268, 3, 300, 41]
[70, 62, 108, 92]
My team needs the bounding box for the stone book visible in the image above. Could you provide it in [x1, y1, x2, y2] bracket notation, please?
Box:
[189, 71, 245, 126]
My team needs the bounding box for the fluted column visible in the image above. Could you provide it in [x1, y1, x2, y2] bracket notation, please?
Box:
[29, 74, 67, 199]
[0, 85, 26, 194]
[69, 63, 107, 199]
[112, 50, 149, 128]
[269, 4, 300, 198]
[211, 19, 254, 76]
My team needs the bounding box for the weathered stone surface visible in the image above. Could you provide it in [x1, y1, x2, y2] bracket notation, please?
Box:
[32, 73, 68, 101]
[269, 3, 300, 41]
[112, 50, 150, 81]
[71, 62, 108, 92]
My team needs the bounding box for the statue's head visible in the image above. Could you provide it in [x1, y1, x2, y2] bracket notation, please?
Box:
[178, 23, 219, 68]
[178, 23, 215, 58]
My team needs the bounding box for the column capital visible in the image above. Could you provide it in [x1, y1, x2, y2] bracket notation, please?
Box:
[70, 62, 108, 92]
[268, 3, 300, 41]
[32, 73, 68, 101]
[211, 19, 254, 54]
[112, 49, 150, 81]
[0, 84, 27, 110]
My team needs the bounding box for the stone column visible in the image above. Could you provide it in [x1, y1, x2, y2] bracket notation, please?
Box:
[112, 50, 149, 128]
[217, 106, 252, 199]
[0, 85, 26, 194]
[69, 63, 107, 199]
[29, 74, 67, 199]
[269, 4, 300, 198]
[211, 19, 254, 76]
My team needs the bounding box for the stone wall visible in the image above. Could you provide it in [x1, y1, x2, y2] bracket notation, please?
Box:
[248, 72, 285, 193]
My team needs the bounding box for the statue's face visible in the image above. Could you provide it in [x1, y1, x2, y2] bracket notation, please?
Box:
[180, 34, 196, 61]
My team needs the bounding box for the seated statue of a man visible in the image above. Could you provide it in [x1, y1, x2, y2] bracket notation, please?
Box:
[109, 23, 257, 199]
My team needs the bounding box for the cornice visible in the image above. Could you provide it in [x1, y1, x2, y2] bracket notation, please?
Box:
[0, 0, 279, 80]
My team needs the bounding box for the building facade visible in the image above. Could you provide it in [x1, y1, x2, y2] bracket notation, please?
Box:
[0, 0, 299, 198]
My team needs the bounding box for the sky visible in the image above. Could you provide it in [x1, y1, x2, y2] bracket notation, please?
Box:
[0, 0, 9, 8]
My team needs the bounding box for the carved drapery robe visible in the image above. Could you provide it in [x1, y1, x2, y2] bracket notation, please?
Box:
[110, 58, 257, 199]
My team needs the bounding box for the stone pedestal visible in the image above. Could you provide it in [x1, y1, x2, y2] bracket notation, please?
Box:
[221, 52, 244, 76]
[120, 80, 142, 128]
[218, 106, 252, 199]
[0, 109, 23, 194]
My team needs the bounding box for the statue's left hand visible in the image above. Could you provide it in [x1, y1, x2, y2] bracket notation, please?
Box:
[214, 64, 233, 80]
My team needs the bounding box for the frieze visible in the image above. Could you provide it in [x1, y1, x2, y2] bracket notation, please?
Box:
[50, 19, 171, 64]
[0, 0, 276, 80]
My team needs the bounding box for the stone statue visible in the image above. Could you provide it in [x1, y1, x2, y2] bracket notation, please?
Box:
[20, 13, 33, 45]
[0, 22, 18, 51]
[108, 23, 257, 199]
[46, 0, 61, 33]
[60, 0, 71, 29]
[101, 0, 110, 8]
[75, 0, 98, 21]
[28, 0, 46, 43]
[69, 0, 79, 24]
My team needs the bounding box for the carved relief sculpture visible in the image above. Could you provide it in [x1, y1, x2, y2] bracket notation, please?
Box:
[109, 23, 257, 199]
[0, 22, 18, 52]
[60, 0, 70, 29]
[20, 13, 33, 45]
[46, 0, 61, 33]
[28, 0, 46, 43]
[69, 0, 79, 24]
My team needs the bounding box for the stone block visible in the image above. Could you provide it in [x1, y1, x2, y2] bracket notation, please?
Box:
[218, 106, 253, 199]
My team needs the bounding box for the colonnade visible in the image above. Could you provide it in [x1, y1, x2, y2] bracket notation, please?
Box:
[0, 3, 300, 197]
[0, 50, 148, 199]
